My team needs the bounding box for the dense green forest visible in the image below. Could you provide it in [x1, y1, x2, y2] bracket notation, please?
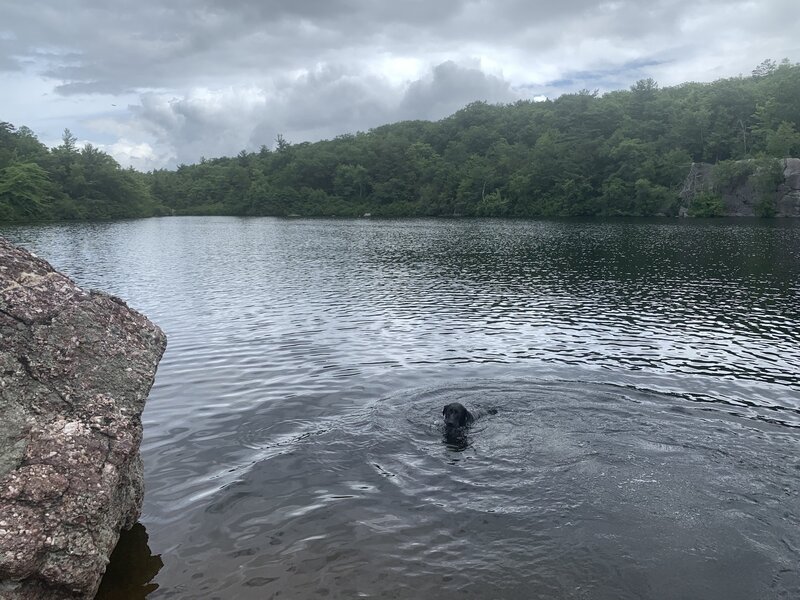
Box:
[2, 59, 800, 221]
[0, 126, 158, 221]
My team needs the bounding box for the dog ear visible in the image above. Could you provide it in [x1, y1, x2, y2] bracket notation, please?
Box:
[442, 406, 447, 416]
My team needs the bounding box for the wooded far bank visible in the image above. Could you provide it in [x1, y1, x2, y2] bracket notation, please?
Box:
[2, 59, 800, 221]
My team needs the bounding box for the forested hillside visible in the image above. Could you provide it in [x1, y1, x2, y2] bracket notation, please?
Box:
[2, 59, 800, 221]
[0, 126, 158, 221]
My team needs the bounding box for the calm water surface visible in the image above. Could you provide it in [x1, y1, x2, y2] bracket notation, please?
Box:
[2, 217, 799, 599]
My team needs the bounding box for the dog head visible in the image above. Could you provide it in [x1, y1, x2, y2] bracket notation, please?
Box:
[442, 402, 474, 428]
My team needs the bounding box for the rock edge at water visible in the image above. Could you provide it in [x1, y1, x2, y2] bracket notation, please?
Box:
[0, 238, 167, 599]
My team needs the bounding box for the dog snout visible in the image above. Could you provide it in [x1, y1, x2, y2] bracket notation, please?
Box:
[444, 414, 460, 427]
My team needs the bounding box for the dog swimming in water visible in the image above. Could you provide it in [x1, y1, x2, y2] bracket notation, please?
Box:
[442, 402, 474, 429]
[442, 402, 498, 450]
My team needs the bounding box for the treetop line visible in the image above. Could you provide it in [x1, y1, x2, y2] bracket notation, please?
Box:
[2, 59, 799, 221]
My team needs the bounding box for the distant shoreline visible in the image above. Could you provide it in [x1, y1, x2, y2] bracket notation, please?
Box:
[2, 61, 800, 222]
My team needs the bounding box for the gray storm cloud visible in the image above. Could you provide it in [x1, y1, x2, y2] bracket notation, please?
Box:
[398, 61, 518, 121]
[1, 0, 798, 168]
[126, 60, 522, 166]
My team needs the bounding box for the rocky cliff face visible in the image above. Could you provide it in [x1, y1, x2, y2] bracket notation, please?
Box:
[0, 238, 166, 599]
[780, 158, 800, 215]
[680, 158, 800, 217]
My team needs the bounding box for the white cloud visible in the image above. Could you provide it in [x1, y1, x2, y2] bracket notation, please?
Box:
[109, 60, 523, 167]
[98, 139, 169, 172]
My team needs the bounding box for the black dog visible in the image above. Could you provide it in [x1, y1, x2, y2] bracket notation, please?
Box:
[441, 402, 475, 451]
[442, 402, 474, 429]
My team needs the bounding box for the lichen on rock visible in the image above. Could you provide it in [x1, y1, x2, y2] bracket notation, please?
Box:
[0, 238, 166, 599]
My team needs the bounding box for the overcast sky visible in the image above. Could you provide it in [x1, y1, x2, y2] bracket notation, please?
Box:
[1, 0, 798, 170]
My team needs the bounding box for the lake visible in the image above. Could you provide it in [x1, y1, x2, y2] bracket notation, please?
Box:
[2, 217, 799, 599]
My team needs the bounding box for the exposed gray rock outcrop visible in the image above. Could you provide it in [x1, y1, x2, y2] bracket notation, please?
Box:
[0, 238, 166, 599]
[777, 158, 800, 215]
[680, 158, 800, 217]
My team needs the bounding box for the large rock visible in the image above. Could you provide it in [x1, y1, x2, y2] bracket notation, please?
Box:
[680, 158, 800, 217]
[0, 238, 166, 599]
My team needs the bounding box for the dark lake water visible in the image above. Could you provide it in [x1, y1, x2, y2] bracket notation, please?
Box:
[2, 217, 799, 599]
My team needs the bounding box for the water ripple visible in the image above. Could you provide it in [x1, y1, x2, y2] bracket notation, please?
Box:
[2, 216, 799, 599]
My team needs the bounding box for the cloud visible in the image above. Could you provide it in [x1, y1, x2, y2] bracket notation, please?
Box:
[130, 88, 274, 164]
[0, 38, 21, 72]
[399, 61, 519, 120]
[97, 139, 168, 172]
[1, 0, 799, 168]
[119, 60, 525, 166]
[6, 0, 791, 95]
